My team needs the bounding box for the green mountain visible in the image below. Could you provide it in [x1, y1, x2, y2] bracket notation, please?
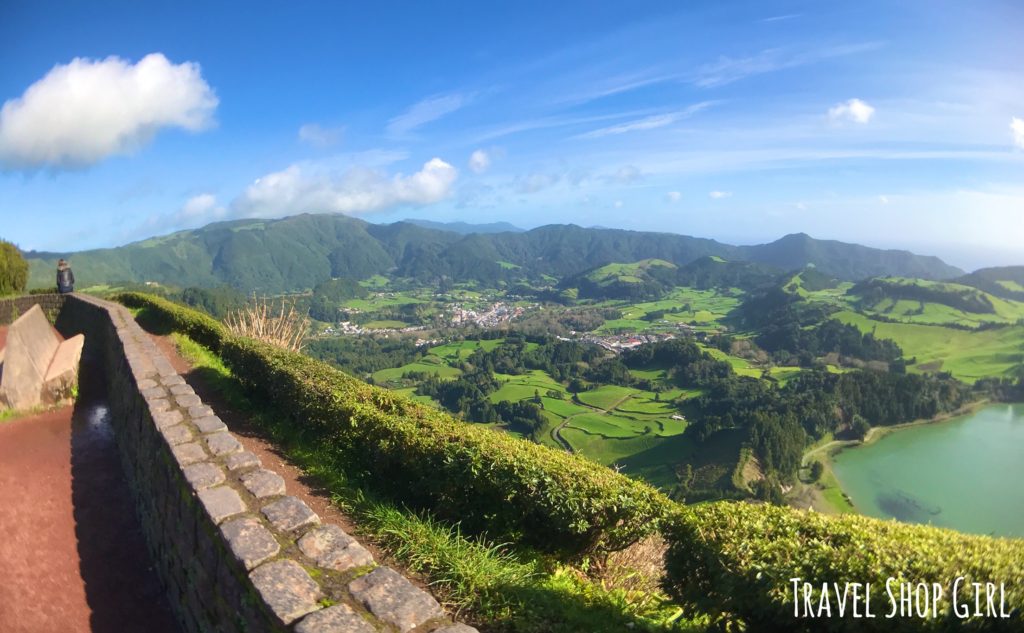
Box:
[956, 265, 1024, 301]
[736, 232, 963, 281]
[25, 213, 965, 293]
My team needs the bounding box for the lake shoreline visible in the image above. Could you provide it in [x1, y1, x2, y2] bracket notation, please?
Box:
[822, 401, 1024, 536]
[794, 398, 1003, 516]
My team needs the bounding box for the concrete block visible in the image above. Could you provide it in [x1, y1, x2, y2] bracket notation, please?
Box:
[0, 304, 62, 410]
[172, 442, 209, 467]
[249, 560, 323, 626]
[194, 414, 227, 434]
[161, 424, 194, 446]
[175, 393, 202, 408]
[205, 431, 242, 456]
[295, 604, 377, 633]
[261, 496, 319, 532]
[198, 486, 247, 524]
[241, 469, 286, 499]
[221, 516, 280, 571]
[226, 451, 261, 471]
[183, 462, 226, 490]
[42, 333, 84, 402]
[348, 567, 444, 632]
[188, 404, 214, 418]
[298, 524, 373, 572]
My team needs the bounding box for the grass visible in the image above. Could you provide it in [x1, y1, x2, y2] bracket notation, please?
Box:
[372, 361, 462, 383]
[833, 310, 1024, 382]
[568, 413, 643, 439]
[576, 385, 637, 410]
[169, 332, 706, 632]
[362, 319, 409, 329]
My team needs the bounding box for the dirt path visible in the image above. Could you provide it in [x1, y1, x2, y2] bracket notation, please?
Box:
[0, 386, 178, 632]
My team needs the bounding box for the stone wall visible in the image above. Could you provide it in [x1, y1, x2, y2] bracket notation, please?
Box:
[0, 293, 66, 326]
[56, 293, 477, 633]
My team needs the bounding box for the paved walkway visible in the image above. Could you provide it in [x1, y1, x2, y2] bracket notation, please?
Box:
[0, 367, 178, 632]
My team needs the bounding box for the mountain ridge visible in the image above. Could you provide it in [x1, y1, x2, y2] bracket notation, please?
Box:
[24, 213, 967, 292]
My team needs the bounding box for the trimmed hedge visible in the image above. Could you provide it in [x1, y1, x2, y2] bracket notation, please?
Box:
[663, 502, 1024, 631]
[116, 292, 671, 555]
[115, 292, 229, 352]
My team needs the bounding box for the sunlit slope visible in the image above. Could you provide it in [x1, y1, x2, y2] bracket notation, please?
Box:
[834, 310, 1024, 382]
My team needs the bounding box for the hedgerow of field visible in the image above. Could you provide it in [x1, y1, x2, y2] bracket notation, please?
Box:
[834, 310, 1024, 382]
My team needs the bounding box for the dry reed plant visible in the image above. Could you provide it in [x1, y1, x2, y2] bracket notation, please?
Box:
[225, 294, 310, 352]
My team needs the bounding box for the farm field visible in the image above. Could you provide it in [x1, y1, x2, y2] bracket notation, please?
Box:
[833, 311, 1024, 382]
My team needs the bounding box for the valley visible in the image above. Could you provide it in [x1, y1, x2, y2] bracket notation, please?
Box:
[48, 220, 1022, 516]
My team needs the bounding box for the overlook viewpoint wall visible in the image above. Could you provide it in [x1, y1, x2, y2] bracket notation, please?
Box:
[2, 293, 474, 633]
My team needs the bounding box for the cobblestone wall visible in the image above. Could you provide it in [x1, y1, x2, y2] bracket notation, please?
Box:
[0, 293, 66, 326]
[58, 293, 477, 633]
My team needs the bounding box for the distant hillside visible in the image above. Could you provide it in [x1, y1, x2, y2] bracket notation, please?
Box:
[737, 233, 963, 281]
[25, 214, 965, 293]
[956, 266, 1024, 301]
[402, 219, 524, 234]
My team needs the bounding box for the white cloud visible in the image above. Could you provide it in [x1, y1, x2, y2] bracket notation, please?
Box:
[709, 191, 732, 199]
[233, 157, 458, 218]
[879, 195, 890, 204]
[608, 165, 643, 184]
[1012, 117, 1024, 149]
[468, 149, 491, 173]
[666, 191, 682, 203]
[613, 200, 624, 208]
[180, 193, 224, 219]
[298, 123, 343, 147]
[387, 93, 467, 136]
[0, 53, 216, 170]
[576, 102, 715, 139]
[695, 43, 881, 88]
[828, 98, 875, 124]
[517, 172, 559, 194]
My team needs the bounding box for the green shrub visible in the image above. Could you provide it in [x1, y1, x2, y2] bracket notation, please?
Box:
[0, 240, 29, 296]
[663, 502, 1024, 631]
[117, 292, 671, 556]
[114, 292, 229, 352]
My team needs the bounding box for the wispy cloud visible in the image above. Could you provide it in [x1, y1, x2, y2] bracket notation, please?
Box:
[298, 123, 343, 147]
[665, 191, 682, 203]
[709, 190, 732, 199]
[694, 42, 883, 88]
[387, 93, 469, 136]
[575, 102, 715, 139]
[470, 109, 655, 143]
[760, 14, 801, 23]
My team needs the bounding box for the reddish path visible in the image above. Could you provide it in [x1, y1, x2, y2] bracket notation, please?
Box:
[0, 359, 178, 632]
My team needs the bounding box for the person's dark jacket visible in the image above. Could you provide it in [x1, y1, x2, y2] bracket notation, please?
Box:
[57, 266, 75, 294]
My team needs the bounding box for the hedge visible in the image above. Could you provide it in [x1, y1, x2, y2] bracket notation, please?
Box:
[663, 502, 1024, 631]
[115, 292, 229, 352]
[116, 292, 672, 556]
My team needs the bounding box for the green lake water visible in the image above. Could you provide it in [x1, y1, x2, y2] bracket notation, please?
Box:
[831, 404, 1024, 537]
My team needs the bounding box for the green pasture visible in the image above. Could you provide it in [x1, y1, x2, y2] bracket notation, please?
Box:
[575, 384, 638, 410]
[833, 311, 1024, 382]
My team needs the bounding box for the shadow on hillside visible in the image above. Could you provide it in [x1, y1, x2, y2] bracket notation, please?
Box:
[70, 348, 179, 633]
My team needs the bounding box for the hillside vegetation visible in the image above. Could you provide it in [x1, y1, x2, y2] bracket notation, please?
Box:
[26, 214, 964, 293]
[116, 293, 1024, 632]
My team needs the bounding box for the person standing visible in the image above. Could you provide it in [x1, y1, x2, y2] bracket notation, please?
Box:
[56, 259, 75, 294]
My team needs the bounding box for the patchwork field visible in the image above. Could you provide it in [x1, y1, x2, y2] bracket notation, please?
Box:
[833, 311, 1024, 382]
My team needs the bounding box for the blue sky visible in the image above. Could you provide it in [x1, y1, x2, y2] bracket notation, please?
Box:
[1, 1, 1022, 270]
